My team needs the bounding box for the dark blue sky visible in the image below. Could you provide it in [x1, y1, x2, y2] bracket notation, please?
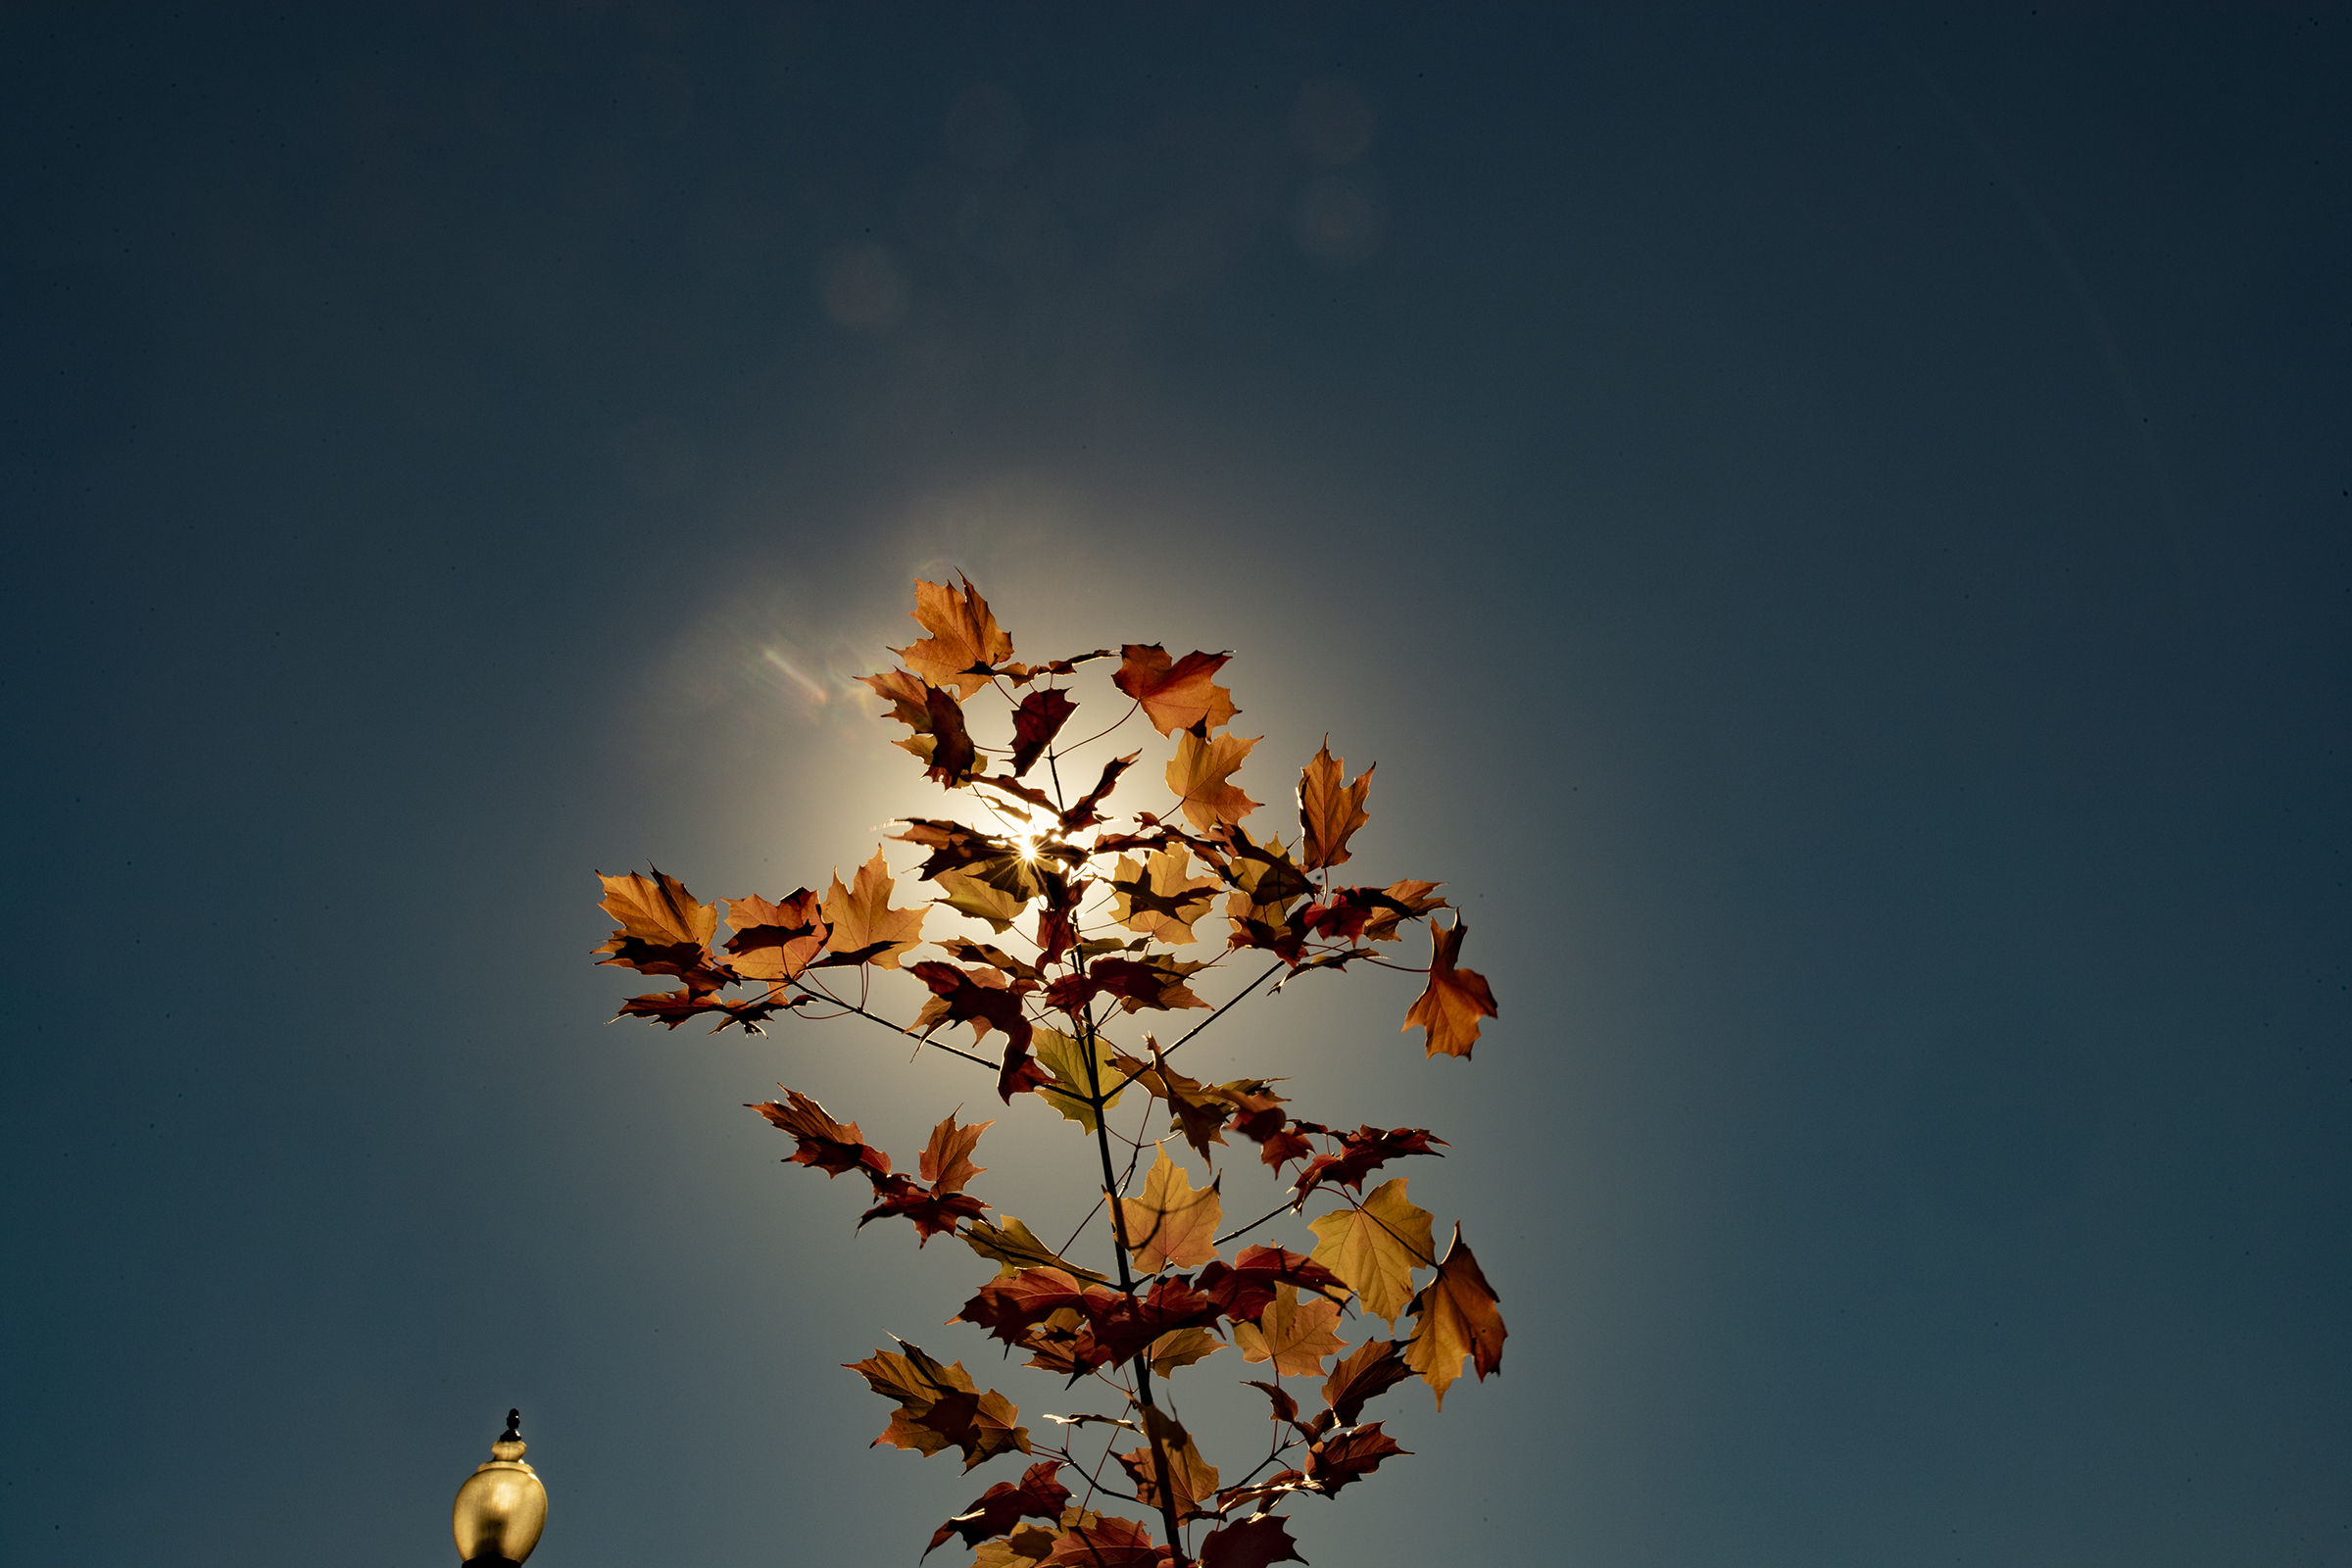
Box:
[4, 5, 2347, 1565]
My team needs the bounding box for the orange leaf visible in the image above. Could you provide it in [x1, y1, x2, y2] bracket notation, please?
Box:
[1401, 917, 1496, 1057]
[721, 888, 827, 981]
[919, 1110, 993, 1195]
[1232, 1284, 1346, 1378]
[1297, 738, 1373, 872]
[848, 1340, 1032, 1470]
[894, 576, 1013, 699]
[821, 852, 927, 969]
[1115, 1145, 1222, 1273]
[1401, 1224, 1505, 1410]
[1114, 644, 1238, 735]
[1166, 731, 1260, 833]
[597, 867, 716, 948]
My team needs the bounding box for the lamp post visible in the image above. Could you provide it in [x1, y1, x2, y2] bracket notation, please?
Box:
[451, 1410, 547, 1566]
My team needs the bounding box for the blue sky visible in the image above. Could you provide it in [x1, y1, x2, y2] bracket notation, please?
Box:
[3, 5, 2346, 1565]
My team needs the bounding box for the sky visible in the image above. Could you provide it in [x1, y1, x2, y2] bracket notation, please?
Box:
[2, 4, 2347, 1565]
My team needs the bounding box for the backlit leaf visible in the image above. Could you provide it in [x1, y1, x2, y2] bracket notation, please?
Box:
[895, 576, 1013, 699]
[1166, 731, 1261, 832]
[1401, 1224, 1505, 1410]
[1113, 644, 1238, 736]
[1231, 1284, 1346, 1378]
[1401, 917, 1496, 1057]
[1307, 1177, 1435, 1330]
[821, 852, 927, 968]
[1115, 1145, 1222, 1274]
[1298, 738, 1374, 872]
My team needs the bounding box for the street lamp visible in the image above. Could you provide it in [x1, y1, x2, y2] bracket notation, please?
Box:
[451, 1410, 547, 1566]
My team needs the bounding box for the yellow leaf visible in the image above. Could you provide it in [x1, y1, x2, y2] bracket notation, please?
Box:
[1033, 1027, 1123, 1134]
[1231, 1283, 1346, 1378]
[1402, 1224, 1506, 1410]
[1115, 1145, 1222, 1274]
[821, 851, 927, 968]
[1165, 730, 1260, 832]
[1108, 844, 1220, 946]
[1307, 1177, 1435, 1331]
[934, 865, 1029, 932]
[1147, 1326, 1226, 1379]
[961, 1214, 1108, 1283]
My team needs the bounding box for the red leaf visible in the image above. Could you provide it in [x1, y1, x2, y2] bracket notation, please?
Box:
[747, 1088, 891, 1180]
[1200, 1515, 1306, 1568]
[1010, 688, 1077, 777]
[924, 1461, 1070, 1556]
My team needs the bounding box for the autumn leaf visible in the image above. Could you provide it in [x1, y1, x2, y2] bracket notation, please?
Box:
[596, 866, 717, 949]
[1146, 1326, 1225, 1378]
[1307, 1177, 1435, 1330]
[1038, 1515, 1168, 1568]
[1319, 1337, 1414, 1427]
[1108, 844, 1220, 946]
[858, 1173, 988, 1245]
[1033, 1026, 1124, 1134]
[1363, 878, 1446, 943]
[1058, 752, 1138, 830]
[1302, 1422, 1407, 1495]
[1294, 1126, 1446, 1200]
[973, 1526, 1061, 1568]
[1196, 1246, 1350, 1323]
[1402, 1224, 1505, 1410]
[820, 852, 927, 968]
[909, 961, 1035, 1054]
[1232, 1284, 1346, 1379]
[1298, 739, 1374, 872]
[1199, 1514, 1306, 1568]
[1115, 1145, 1223, 1274]
[1117, 1425, 1220, 1521]
[1009, 688, 1077, 777]
[721, 888, 828, 981]
[747, 1088, 891, 1181]
[936, 865, 1032, 931]
[1166, 730, 1261, 832]
[925, 1461, 1071, 1557]
[895, 576, 1014, 699]
[1114, 644, 1239, 736]
[962, 1215, 1109, 1283]
[1401, 917, 1496, 1057]
[848, 1340, 1031, 1469]
[920, 1110, 992, 1194]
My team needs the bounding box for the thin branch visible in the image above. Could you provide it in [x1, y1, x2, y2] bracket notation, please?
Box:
[1213, 1197, 1302, 1249]
[783, 980, 998, 1070]
[1102, 961, 1287, 1098]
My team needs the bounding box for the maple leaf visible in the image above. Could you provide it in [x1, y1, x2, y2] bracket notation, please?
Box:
[858, 1173, 987, 1245]
[910, 961, 1036, 1054]
[1401, 1224, 1506, 1410]
[1231, 1284, 1346, 1379]
[926, 1461, 1071, 1557]
[1146, 1326, 1225, 1378]
[1117, 1425, 1220, 1521]
[973, 1526, 1062, 1568]
[1199, 1515, 1306, 1568]
[1401, 917, 1496, 1057]
[1297, 739, 1374, 872]
[820, 852, 927, 968]
[1319, 1338, 1414, 1427]
[1033, 1027, 1124, 1134]
[1109, 845, 1220, 946]
[960, 1267, 1108, 1349]
[1114, 644, 1239, 736]
[1076, 1276, 1225, 1371]
[596, 866, 717, 949]
[848, 1341, 1031, 1470]
[962, 1216, 1109, 1283]
[1058, 752, 1139, 831]
[1115, 1145, 1223, 1274]
[894, 576, 1014, 699]
[1038, 1515, 1170, 1568]
[920, 1110, 992, 1194]
[1109, 1050, 1235, 1160]
[1362, 878, 1446, 943]
[747, 1088, 891, 1181]
[1302, 1422, 1406, 1495]
[1197, 1246, 1349, 1323]
[720, 888, 828, 981]
[1307, 1177, 1435, 1330]
[1294, 1126, 1446, 1200]
[863, 669, 981, 785]
[1052, 956, 1210, 1016]
[1009, 688, 1077, 777]
[1166, 730, 1261, 832]
[936, 865, 1032, 931]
